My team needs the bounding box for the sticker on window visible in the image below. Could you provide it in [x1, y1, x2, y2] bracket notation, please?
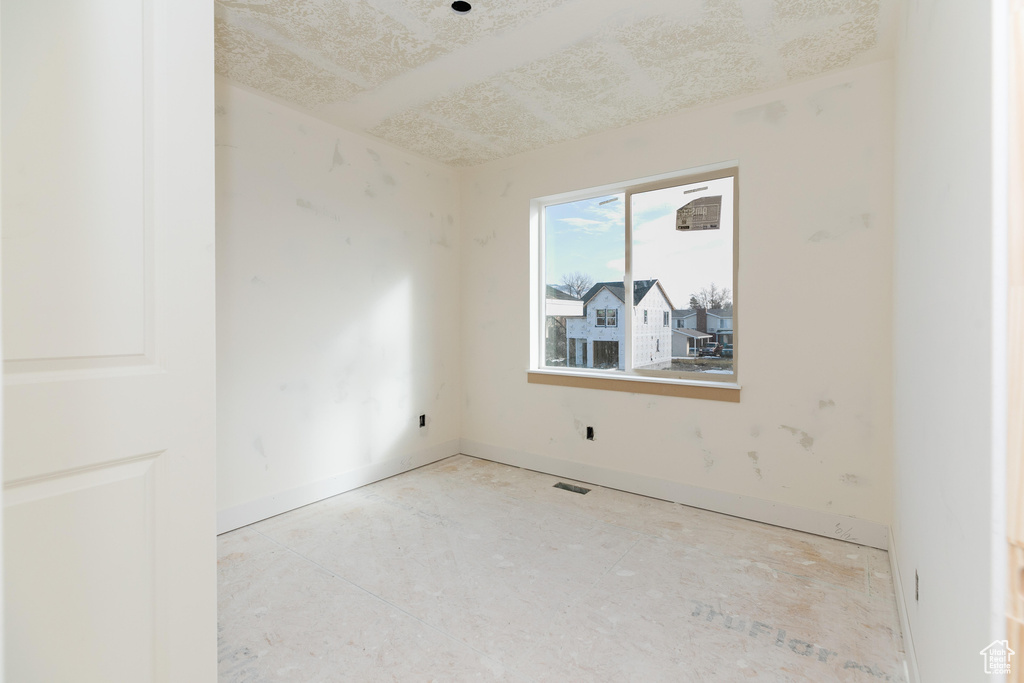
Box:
[676, 195, 722, 231]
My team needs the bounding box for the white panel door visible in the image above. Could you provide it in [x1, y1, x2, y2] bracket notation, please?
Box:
[1, 0, 216, 680]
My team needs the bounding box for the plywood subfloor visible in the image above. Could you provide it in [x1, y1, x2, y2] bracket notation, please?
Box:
[218, 455, 906, 681]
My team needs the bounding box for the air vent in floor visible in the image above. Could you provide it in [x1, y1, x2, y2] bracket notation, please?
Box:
[553, 482, 591, 495]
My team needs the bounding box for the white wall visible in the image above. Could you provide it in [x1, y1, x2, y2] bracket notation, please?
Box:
[216, 83, 462, 528]
[633, 288, 672, 368]
[460, 61, 895, 538]
[892, 1, 1007, 680]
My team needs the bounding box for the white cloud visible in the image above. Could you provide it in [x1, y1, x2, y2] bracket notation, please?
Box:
[589, 204, 625, 225]
[555, 216, 616, 235]
[605, 257, 625, 274]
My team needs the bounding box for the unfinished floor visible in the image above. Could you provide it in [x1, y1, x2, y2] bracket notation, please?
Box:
[217, 456, 906, 682]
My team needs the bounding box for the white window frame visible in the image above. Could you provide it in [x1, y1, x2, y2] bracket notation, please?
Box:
[595, 308, 617, 327]
[528, 162, 740, 401]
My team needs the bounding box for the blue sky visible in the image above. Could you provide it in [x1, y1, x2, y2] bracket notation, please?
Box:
[544, 193, 625, 286]
[545, 176, 734, 308]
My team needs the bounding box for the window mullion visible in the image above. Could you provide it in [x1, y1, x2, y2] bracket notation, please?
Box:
[536, 204, 546, 369]
[624, 190, 634, 374]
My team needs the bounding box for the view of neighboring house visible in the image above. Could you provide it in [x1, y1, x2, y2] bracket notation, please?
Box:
[564, 279, 674, 370]
[544, 285, 583, 365]
[671, 326, 712, 358]
[672, 308, 734, 355]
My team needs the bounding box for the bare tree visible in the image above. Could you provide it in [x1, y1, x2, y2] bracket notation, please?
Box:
[689, 282, 732, 311]
[561, 271, 594, 300]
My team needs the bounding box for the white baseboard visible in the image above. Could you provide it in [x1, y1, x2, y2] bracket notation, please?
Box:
[459, 438, 890, 550]
[887, 531, 920, 683]
[217, 438, 461, 534]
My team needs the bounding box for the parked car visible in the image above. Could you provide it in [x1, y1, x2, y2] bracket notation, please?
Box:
[699, 342, 722, 357]
[721, 344, 733, 358]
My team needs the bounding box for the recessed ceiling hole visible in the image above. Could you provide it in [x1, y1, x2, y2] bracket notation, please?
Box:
[451, 1, 472, 14]
[554, 482, 590, 495]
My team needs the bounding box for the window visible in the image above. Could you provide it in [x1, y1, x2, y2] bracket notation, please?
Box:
[596, 308, 617, 327]
[531, 164, 738, 401]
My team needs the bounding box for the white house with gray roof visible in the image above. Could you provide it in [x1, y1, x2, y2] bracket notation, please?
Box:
[565, 279, 674, 370]
[671, 327, 713, 358]
[672, 308, 734, 344]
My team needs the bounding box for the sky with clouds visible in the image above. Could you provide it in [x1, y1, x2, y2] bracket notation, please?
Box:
[545, 176, 734, 309]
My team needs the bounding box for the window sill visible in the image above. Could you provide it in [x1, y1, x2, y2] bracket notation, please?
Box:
[527, 369, 740, 402]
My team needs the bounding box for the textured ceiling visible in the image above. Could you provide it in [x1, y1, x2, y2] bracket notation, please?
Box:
[215, 0, 896, 166]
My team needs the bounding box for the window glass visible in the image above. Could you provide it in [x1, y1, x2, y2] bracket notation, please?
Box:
[537, 167, 736, 386]
[543, 194, 625, 371]
[630, 175, 734, 376]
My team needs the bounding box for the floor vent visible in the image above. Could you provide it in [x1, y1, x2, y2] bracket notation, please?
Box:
[553, 482, 591, 495]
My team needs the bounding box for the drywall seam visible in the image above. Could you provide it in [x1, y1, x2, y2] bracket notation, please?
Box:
[460, 438, 889, 550]
[888, 530, 920, 683]
[216, 439, 460, 534]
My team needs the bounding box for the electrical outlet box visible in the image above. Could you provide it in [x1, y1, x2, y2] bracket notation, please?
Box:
[586, 426, 594, 440]
[419, 414, 426, 428]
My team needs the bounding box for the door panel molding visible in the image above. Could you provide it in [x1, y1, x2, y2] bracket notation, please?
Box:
[6, 452, 159, 682]
[2, 0, 156, 368]
[4, 450, 163, 506]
